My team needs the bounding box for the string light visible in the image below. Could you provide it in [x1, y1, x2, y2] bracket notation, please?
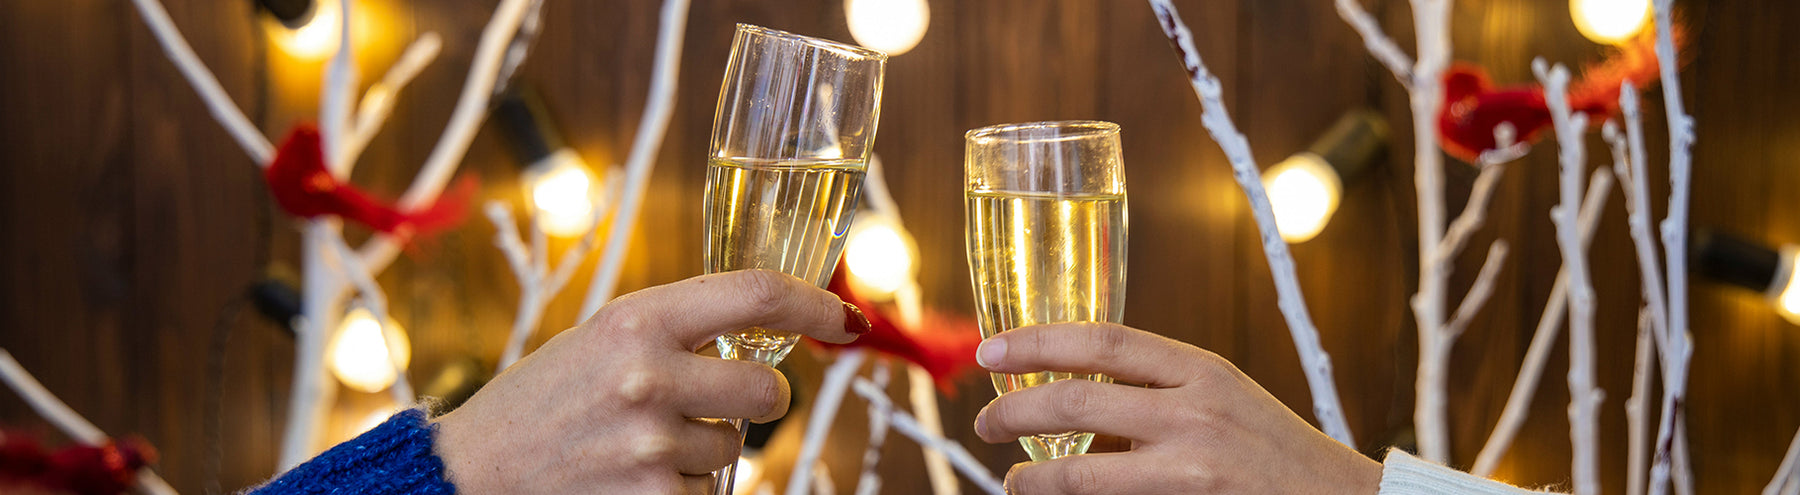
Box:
[845, 0, 930, 55]
[524, 150, 602, 238]
[263, 0, 342, 60]
[732, 454, 761, 495]
[1263, 154, 1342, 243]
[1570, 0, 1651, 45]
[844, 212, 918, 300]
[327, 307, 411, 394]
[1773, 246, 1800, 326]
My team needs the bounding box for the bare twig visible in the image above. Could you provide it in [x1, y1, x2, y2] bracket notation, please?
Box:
[1444, 241, 1509, 339]
[578, 0, 692, 318]
[854, 363, 893, 495]
[851, 376, 1005, 495]
[1650, 0, 1697, 490]
[788, 350, 869, 495]
[342, 34, 444, 169]
[1471, 167, 1613, 477]
[325, 234, 415, 403]
[1437, 163, 1508, 267]
[488, 200, 604, 372]
[1146, 0, 1355, 447]
[1333, 0, 1416, 88]
[1629, 308, 1658, 495]
[321, 0, 357, 178]
[126, 0, 275, 164]
[1538, 58, 1602, 495]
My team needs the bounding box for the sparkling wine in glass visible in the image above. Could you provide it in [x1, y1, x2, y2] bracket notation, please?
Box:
[964, 121, 1127, 462]
[702, 24, 885, 494]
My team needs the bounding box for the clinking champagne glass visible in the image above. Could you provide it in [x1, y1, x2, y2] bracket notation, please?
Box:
[703, 24, 886, 494]
[964, 121, 1127, 462]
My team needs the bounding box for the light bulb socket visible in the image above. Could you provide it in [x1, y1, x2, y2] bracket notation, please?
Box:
[1692, 229, 1783, 292]
[493, 86, 568, 167]
[1307, 109, 1389, 181]
[257, 0, 315, 29]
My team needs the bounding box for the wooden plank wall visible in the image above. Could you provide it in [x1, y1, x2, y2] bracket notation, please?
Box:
[1, 0, 1796, 493]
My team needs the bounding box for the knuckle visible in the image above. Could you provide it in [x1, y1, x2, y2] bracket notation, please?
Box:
[737, 270, 791, 316]
[1051, 382, 1095, 425]
[598, 304, 653, 338]
[630, 433, 678, 468]
[615, 364, 666, 407]
[1092, 324, 1130, 363]
[1060, 460, 1104, 494]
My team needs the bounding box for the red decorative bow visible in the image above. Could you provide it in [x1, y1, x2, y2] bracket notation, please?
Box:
[265, 124, 474, 239]
[0, 433, 156, 495]
[816, 262, 983, 395]
[1437, 31, 1670, 163]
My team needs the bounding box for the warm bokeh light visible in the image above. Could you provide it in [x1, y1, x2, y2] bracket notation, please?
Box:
[1570, 0, 1651, 45]
[844, 213, 917, 299]
[328, 307, 411, 394]
[526, 150, 601, 238]
[732, 455, 760, 495]
[845, 0, 930, 55]
[267, 0, 343, 60]
[1775, 247, 1800, 326]
[1262, 153, 1343, 243]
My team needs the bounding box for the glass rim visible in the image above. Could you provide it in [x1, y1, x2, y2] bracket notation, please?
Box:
[735, 23, 889, 62]
[965, 120, 1121, 144]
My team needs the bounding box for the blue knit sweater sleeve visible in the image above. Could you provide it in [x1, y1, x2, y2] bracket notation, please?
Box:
[250, 409, 457, 494]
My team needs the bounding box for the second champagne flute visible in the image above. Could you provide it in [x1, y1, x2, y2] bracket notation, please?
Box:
[964, 120, 1128, 462]
[702, 24, 886, 494]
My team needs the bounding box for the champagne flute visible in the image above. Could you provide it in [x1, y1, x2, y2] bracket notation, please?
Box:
[703, 24, 885, 494]
[964, 121, 1127, 462]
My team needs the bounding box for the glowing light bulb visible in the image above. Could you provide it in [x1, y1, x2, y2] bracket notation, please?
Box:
[526, 150, 601, 238]
[844, 213, 917, 299]
[1570, 0, 1651, 45]
[267, 0, 343, 60]
[1773, 246, 1800, 326]
[328, 307, 411, 394]
[845, 0, 930, 56]
[1262, 153, 1343, 243]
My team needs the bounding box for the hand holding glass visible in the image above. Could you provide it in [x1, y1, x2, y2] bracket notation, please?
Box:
[964, 121, 1128, 461]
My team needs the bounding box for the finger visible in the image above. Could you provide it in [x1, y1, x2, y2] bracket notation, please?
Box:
[673, 418, 743, 476]
[978, 323, 1218, 388]
[975, 379, 1177, 444]
[1005, 453, 1172, 495]
[682, 475, 712, 494]
[675, 357, 792, 422]
[594, 269, 866, 351]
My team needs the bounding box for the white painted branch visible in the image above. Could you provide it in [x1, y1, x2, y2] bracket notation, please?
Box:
[321, 0, 357, 178]
[1611, 86, 1673, 362]
[1767, 428, 1800, 495]
[358, 0, 537, 273]
[487, 200, 602, 372]
[492, 0, 546, 99]
[127, 0, 275, 164]
[908, 365, 959, 495]
[325, 233, 415, 403]
[1469, 168, 1614, 477]
[1650, 0, 1697, 489]
[788, 350, 868, 495]
[854, 363, 892, 495]
[1333, 0, 1415, 88]
[0, 349, 178, 495]
[342, 34, 444, 169]
[1629, 308, 1658, 495]
[1437, 163, 1508, 267]
[577, 0, 691, 319]
[1400, 0, 1456, 464]
[851, 377, 1006, 495]
[1538, 58, 1602, 495]
[1444, 241, 1509, 339]
[280, 221, 349, 470]
[1146, 0, 1355, 447]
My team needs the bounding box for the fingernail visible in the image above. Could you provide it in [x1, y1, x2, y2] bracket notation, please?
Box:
[974, 411, 989, 438]
[977, 338, 1006, 369]
[843, 303, 871, 335]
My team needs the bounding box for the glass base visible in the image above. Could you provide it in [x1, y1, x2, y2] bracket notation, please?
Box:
[716, 331, 799, 366]
[1021, 431, 1097, 462]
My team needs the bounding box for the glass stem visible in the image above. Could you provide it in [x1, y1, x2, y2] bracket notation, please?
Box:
[712, 418, 750, 495]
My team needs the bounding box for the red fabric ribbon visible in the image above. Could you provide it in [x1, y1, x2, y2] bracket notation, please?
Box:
[0, 432, 156, 495]
[265, 124, 474, 240]
[815, 262, 983, 395]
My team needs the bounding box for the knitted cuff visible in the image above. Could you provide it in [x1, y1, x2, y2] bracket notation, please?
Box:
[1378, 449, 1556, 495]
[250, 409, 456, 495]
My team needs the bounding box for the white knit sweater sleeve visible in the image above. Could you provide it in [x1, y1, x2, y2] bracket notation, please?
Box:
[1379, 450, 1559, 495]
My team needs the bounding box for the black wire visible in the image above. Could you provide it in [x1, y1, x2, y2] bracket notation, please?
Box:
[204, 294, 250, 495]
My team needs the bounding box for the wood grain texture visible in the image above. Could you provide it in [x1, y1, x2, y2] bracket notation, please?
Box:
[0, 0, 1796, 493]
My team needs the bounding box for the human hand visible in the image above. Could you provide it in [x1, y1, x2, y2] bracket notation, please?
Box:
[973, 323, 1380, 495]
[433, 270, 871, 494]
